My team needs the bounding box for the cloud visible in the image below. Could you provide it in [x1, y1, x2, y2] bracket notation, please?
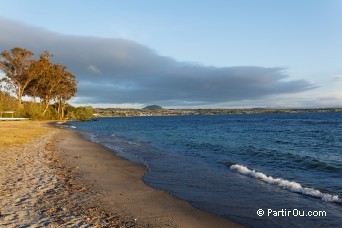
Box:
[87, 65, 102, 74]
[333, 75, 342, 82]
[0, 17, 316, 107]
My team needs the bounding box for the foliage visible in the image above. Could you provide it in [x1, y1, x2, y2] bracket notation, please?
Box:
[0, 91, 17, 111]
[0, 48, 34, 107]
[73, 106, 94, 121]
[24, 51, 77, 119]
[0, 47, 79, 120]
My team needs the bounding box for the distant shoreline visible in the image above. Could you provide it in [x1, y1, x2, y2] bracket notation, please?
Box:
[94, 107, 342, 117]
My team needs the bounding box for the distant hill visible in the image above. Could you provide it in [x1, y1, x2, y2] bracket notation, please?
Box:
[143, 105, 163, 110]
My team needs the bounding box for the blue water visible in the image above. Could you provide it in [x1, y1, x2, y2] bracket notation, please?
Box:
[69, 112, 342, 227]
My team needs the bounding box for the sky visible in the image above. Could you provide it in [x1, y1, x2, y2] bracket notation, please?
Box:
[0, 0, 341, 108]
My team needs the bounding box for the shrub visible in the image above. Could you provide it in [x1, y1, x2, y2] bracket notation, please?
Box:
[74, 106, 94, 121]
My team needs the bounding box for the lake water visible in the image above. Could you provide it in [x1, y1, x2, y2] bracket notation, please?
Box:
[68, 112, 342, 227]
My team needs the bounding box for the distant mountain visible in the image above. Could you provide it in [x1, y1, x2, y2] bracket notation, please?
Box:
[143, 105, 163, 110]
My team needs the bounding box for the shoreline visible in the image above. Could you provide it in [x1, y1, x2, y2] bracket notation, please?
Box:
[0, 122, 242, 227]
[54, 128, 242, 227]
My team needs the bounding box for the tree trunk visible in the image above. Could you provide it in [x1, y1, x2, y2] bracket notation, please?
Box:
[57, 98, 62, 119]
[42, 96, 50, 116]
[42, 102, 49, 116]
[17, 86, 22, 108]
[61, 100, 65, 119]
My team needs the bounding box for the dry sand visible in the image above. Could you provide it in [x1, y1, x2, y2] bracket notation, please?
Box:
[0, 125, 243, 227]
[0, 128, 135, 227]
[0, 131, 60, 227]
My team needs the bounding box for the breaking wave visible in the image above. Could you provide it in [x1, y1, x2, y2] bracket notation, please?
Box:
[230, 164, 340, 203]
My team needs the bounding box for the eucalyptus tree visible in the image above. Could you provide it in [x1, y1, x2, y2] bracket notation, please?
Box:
[24, 51, 52, 102]
[1, 47, 78, 119]
[0, 47, 35, 107]
[54, 64, 77, 119]
[25, 53, 77, 118]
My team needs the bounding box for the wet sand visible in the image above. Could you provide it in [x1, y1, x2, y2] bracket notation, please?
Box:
[54, 130, 242, 227]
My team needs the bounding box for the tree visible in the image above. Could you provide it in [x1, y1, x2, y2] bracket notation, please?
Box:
[54, 65, 77, 119]
[0, 47, 35, 107]
[25, 51, 56, 116]
[25, 52, 77, 119]
[1, 47, 78, 119]
[24, 51, 52, 102]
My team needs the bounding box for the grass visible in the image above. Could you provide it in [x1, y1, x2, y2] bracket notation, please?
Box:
[0, 121, 51, 147]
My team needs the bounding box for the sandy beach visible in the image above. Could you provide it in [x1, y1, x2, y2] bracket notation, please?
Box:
[0, 122, 242, 227]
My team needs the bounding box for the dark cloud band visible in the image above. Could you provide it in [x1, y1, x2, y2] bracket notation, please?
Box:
[0, 17, 316, 106]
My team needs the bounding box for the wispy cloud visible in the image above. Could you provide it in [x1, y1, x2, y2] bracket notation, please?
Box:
[0, 17, 316, 107]
[87, 65, 102, 74]
[333, 75, 342, 82]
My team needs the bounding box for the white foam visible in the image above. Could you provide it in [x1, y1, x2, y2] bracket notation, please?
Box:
[230, 164, 340, 203]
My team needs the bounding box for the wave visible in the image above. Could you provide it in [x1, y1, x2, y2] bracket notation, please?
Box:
[56, 121, 77, 129]
[230, 164, 340, 203]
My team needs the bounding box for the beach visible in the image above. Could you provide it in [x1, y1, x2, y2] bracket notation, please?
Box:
[0, 122, 241, 227]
